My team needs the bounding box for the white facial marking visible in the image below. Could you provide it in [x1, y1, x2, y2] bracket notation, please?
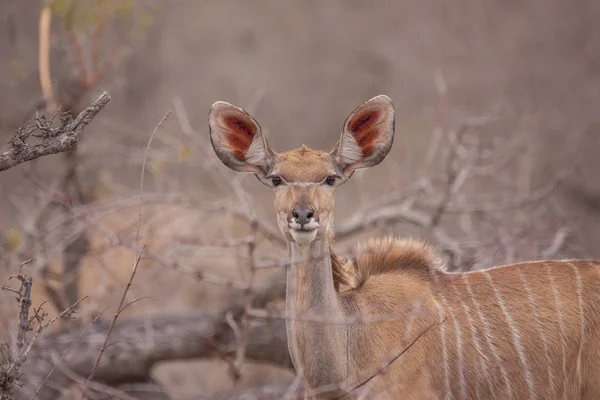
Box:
[289, 220, 320, 245]
[289, 182, 318, 187]
[289, 221, 301, 230]
[290, 229, 318, 245]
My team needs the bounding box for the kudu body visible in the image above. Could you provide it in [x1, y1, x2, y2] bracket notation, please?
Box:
[208, 95, 600, 399]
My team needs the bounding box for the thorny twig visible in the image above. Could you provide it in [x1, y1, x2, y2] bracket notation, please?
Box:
[0, 92, 111, 172]
[32, 311, 106, 399]
[0, 259, 84, 399]
[13, 259, 34, 364]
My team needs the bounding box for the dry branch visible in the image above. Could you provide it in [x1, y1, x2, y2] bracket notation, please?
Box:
[336, 201, 431, 239]
[0, 261, 34, 400]
[16, 277, 288, 400]
[0, 260, 83, 399]
[81, 109, 171, 398]
[0, 92, 111, 172]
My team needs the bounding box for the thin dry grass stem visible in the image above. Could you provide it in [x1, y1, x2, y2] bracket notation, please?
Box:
[136, 109, 171, 245]
[80, 110, 171, 397]
[32, 312, 105, 400]
[80, 250, 145, 397]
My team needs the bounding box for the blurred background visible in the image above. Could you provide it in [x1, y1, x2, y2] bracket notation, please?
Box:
[1, 1, 599, 398]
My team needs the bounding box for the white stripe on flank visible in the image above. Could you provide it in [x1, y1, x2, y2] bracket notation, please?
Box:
[568, 262, 585, 395]
[464, 274, 513, 397]
[453, 284, 492, 397]
[547, 264, 568, 400]
[429, 270, 452, 399]
[517, 267, 556, 395]
[449, 260, 546, 275]
[484, 271, 535, 400]
[443, 291, 466, 400]
[402, 303, 418, 345]
[432, 297, 451, 400]
[449, 259, 585, 275]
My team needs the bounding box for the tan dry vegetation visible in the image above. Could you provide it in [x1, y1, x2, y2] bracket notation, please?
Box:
[1, 0, 600, 398]
[23, 199, 292, 396]
[27, 203, 282, 320]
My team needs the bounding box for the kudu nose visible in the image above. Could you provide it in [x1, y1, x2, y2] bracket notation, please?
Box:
[292, 206, 314, 227]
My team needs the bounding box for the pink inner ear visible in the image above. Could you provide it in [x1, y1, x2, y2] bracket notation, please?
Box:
[347, 108, 383, 157]
[220, 114, 257, 161]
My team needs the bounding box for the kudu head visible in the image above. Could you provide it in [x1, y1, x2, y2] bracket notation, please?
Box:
[209, 95, 395, 246]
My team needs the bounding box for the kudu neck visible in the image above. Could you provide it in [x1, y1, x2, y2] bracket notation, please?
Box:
[287, 237, 341, 313]
[285, 236, 348, 390]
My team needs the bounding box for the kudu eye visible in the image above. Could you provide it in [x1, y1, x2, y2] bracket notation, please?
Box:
[325, 175, 337, 186]
[271, 176, 282, 187]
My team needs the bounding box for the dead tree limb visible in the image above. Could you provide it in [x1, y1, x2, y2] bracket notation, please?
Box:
[16, 277, 289, 400]
[0, 260, 34, 400]
[0, 92, 110, 172]
[0, 260, 83, 400]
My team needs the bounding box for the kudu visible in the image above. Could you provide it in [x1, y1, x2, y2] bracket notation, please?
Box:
[208, 95, 600, 399]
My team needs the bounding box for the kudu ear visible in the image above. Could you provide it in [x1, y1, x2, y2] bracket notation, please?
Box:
[209, 101, 275, 177]
[332, 95, 395, 176]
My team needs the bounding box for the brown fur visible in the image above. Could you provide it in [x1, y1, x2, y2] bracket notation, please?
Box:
[209, 96, 600, 399]
[275, 146, 335, 182]
[347, 236, 445, 288]
[336, 240, 600, 399]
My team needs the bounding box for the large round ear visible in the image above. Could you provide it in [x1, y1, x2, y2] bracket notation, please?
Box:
[208, 101, 275, 177]
[331, 95, 395, 176]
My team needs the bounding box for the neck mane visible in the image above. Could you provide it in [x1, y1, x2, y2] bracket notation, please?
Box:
[285, 234, 447, 395]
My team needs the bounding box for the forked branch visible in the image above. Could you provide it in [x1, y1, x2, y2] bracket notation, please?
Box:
[0, 92, 111, 172]
[16, 277, 288, 400]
